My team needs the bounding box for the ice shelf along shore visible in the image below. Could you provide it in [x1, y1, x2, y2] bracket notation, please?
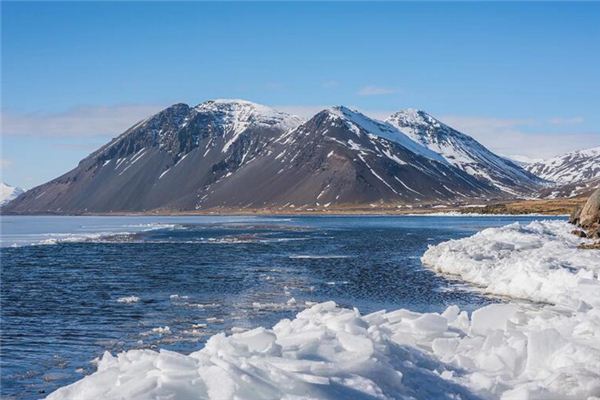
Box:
[47, 220, 600, 400]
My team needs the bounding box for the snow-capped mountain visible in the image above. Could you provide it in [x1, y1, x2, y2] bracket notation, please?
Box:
[386, 109, 544, 194]
[6, 100, 302, 213]
[525, 146, 600, 185]
[0, 182, 24, 206]
[5, 101, 503, 213]
[525, 146, 600, 198]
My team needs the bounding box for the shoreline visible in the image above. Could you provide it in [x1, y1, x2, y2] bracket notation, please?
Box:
[0, 211, 570, 217]
[1, 197, 585, 217]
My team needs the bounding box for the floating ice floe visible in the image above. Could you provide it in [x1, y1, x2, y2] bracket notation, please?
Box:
[46, 220, 600, 399]
[151, 326, 172, 335]
[116, 296, 140, 304]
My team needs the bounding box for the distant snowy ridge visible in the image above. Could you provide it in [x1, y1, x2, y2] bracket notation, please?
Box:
[526, 146, 600, 185]
[387, 109, 544, 194]
[0, 182, 24, 205]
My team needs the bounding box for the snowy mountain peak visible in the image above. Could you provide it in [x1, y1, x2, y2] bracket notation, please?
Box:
[386, 109, 543, 194]
[388, 109, 444, 130]
[318, 106, 447, 163]
[1, 182, 24, 206]
[194, 99, 303, 133]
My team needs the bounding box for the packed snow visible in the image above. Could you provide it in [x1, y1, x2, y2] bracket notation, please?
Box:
[422, 220, 600, 309]
[46, 220, 600, 399]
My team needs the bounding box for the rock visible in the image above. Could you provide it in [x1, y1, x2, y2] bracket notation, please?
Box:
[579, 188, 600, 229]
[578, 241, 600, 250]
[569, 206, 582, 225]
[588, 226, 600, 239]
[571, 229, 587, 238]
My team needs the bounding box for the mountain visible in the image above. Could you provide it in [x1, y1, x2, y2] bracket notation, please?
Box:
[0, 183, 24, 206]
[525, 146, 600, 198]
[4, 101, 501, 214]
[386, 109, 545, 195]
[4, 100, 301, 213]
[202, 106, 497, 208]
[536, 177, 600, 199]
[525, 146, 600, 185]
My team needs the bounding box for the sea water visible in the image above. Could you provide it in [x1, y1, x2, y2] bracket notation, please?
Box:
[0, 215, 564, 399]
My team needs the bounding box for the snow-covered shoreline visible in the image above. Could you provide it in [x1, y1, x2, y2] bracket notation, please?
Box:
[422, 220, 600, 310]
[46, 220, 600, 400]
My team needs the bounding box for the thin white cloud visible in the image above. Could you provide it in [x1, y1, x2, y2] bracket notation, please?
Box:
[0, 159, 12, 169]
[440, 115, 600, 159]
[357, 86, 396, 96]
[548, 116, 584, 125]
[275, 104, 395, 121]
[274, 105, 326, 119]
[3, 102, 596, 161]
[1, 104, 165, 137]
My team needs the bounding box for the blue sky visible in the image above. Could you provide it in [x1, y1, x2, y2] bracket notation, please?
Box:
[2, 1, 599, 189]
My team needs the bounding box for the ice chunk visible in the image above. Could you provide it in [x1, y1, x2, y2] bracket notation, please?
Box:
[470, 304, 518, 335]
[116, 296, 140, 303]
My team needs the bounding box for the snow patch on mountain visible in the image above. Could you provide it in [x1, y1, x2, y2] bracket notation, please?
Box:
[0, 182, 24, 205]
[195, 99, 303, 153]
[386, 109, 543, 194]
[327, 106, 447, 164]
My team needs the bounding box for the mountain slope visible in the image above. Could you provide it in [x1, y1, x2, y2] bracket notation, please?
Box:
[0, 183, 24, 206]
[386, 109, 544, 194]
[190, 106, 498, 209]
[525, 146, 600, 185]
[5, 100, 302, 213]
[4, 102, 501, 214]
[525, 146, 600, 198]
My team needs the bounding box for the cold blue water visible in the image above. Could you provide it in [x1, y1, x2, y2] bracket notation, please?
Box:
[0, 215, 563, 399]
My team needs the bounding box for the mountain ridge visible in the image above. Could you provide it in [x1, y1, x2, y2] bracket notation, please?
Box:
[4, 100, 546, 214]
[525, 146, 600, 198]
[386, 109, 545, 194]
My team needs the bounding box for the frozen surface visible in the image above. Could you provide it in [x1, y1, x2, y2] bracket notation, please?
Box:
[422, 220, 600, 310]
[47, 300, 600, 400]
[45, 220, 600, 399]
